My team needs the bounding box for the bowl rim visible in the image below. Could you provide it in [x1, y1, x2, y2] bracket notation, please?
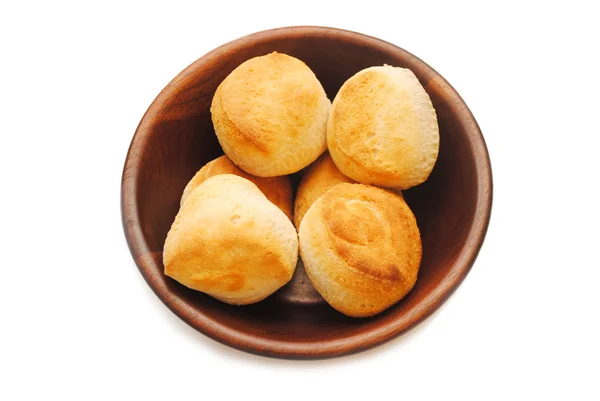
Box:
[121, 25, 493, 359]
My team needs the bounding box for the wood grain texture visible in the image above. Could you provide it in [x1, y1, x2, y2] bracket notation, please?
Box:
[121, 26, 493, 359]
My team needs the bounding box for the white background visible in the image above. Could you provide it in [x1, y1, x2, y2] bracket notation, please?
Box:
[1, 1, 599, 400]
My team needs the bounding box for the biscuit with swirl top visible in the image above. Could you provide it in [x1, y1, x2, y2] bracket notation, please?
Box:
[298, 183, 421, 317]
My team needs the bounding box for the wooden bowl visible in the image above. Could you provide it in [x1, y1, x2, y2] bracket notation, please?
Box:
[121, 26, 492, 359]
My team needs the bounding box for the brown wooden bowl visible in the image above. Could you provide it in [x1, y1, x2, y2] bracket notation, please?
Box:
[121, 26, 492, 359]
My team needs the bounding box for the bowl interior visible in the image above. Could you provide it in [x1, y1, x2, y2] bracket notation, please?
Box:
[122, 27, 491, 358]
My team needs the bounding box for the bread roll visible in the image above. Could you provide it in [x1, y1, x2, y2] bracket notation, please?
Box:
[164, 175, 298, 305]
[294, 153, 354, 228]
[298, 183, 421, 317]
[327, 65, 439, 189]
[294, 153, 403, 228]
[181, 155, 293, 220]
[211, 52, 331, 177]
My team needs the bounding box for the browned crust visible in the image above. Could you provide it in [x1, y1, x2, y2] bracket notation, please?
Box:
[181, 155, 293, 220]
[301, 183, 422, 317]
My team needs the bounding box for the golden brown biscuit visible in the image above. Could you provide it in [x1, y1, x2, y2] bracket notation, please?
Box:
[211, 52, 331, 177]
[327, 65, 439, 189]
[294, 153, 403, 228]
[293, 152, 355, 228]
[298, 183, 421, 317]
[164, 175, 298, 305]
[181, 155, 293, 220]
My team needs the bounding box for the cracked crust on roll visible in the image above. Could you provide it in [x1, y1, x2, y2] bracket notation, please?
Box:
[164, 175, 298, 305]
[211, 52, 331, 177]
[298, 183, 421, 317]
